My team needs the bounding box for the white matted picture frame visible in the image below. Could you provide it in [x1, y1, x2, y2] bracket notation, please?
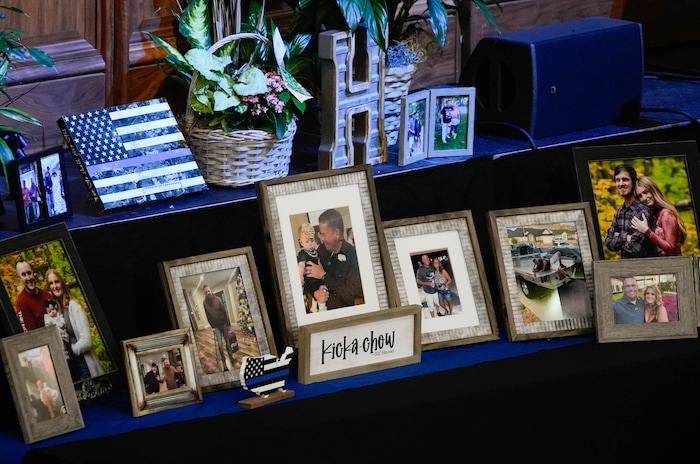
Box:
[257, 165, 399, 348]
[593, 256, 697, 343]
[398, 89, 430, 166]
[427, 86, 476, 158]
[382, 211, 499, 349]
[122, 328, 202, 417]
[0, 325, 84, 444]
[159, 247, 276, 392]
[488, 203, 599, 341]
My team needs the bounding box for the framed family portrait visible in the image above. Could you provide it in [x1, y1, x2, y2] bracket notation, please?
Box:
[257, 165, 399, 348]
[160, 247, 276, 392]
[0, 325, 84, 444]
[426, 86, 476, 158]
[488, 203, 599, 341]
[382, 211, 499, 349]
[574, 140, 700, 260]
[0, 223, 119, 397]
[7, 148, 72, 232]
[121, 328, 202, 417]
[592, 256, 697, 343]
[398, 89, 429, 166]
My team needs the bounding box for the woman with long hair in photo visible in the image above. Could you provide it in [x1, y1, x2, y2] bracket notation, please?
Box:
[45, 268, 105, 381]
[631, 175, 686, 256]
[643, 285, 669, 323]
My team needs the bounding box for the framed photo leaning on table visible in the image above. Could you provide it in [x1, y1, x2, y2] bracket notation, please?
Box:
[593, 256, 697, 343]
[426, 86, 476, 158]
[488, 203, 599, 341]
[160, 247, 276, 392]
[382, 210, 499, 349]
[0, 325, 84, 444]
[257, 165, 399, 348]
[398, 89, 429, 166]
[0, 223, 119, 399]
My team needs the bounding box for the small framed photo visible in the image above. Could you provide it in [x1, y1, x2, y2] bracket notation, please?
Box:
[0, 223, 119, 396]
[0, 325, 84, 444]
[160, 247, 277, 392]
[7, 148, 72, 232]
[382, 211, 499, 349]
[593, 256, 697, 343]
[574, 140, 700, 260]
[398, 89, 429, 166]
[488, 203, 599, 341]
[122, 328, 202, 417]
[257, 165, 399, 348]
[427, 87, 476, 158]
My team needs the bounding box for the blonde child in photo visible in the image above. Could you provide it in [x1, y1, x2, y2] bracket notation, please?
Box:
[44, 299, 71, 361]
[297, 222, 327, 313]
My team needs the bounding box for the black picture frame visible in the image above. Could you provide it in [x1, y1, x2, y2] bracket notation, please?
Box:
[574, 140, 700, 260]
[7, 147, 72, 233]
[0, 223, 119, 398]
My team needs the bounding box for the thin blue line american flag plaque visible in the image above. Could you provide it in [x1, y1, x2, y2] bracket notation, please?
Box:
[58, 98, 208, 213]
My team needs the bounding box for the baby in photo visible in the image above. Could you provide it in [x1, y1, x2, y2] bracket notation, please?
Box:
[297, 222, 326, 313]
[44, 299, 72, 361]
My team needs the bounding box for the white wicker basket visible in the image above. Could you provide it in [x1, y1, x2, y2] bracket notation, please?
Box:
[181, 33, 297, 188]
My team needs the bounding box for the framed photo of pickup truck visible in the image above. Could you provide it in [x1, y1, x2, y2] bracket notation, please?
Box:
[487, 203, 599, 341]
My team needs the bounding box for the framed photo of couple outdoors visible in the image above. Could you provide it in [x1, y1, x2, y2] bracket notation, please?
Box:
[426, 87, 476, 159]
[488, 203, 599, 341]
[257, 165, 399, 348]
[593, 256, 697, 343]
[159, 247, 277, 392]
[574, 140, 700, 261]
[0, 223, 119, 397]
[382, 211, 499, 349]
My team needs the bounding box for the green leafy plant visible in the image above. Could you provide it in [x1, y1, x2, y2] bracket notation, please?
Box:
[0, 5, 54, 170]
[146, 0, 313, 138]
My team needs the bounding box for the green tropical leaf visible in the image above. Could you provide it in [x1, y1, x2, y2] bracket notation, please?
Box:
[362, 0, 389, 51]
[179, 0, 211, 50]
[232, 67, 268, 96]
[0, 107, 42, 125]
[426, 0, 448, 48]
[472, 0, 502, 34]
[27, 47, 54, 67]
[144, 31, 190, 72]
[338, 0, 364, 32]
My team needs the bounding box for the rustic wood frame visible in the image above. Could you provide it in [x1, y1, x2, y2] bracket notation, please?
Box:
[122, 328, 202, 417]
[256, 165, 399, 348]
[159, 247, 276, 392]
[593, 256, 698, 342]
[0, 325, 84, 444]
[488, 202, 599, 341]
[382, 210, 499, 349]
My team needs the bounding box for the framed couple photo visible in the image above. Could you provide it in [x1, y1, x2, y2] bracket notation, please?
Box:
[382, 211, 499, 349]
[574, 140, 700, 260]
[0, 223, 119, 396]
[398, 87, 476, 166]
[257, 165, 399, 348]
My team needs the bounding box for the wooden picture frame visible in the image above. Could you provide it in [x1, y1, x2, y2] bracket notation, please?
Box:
[7, 148, 72, 233]
[298, 305, 421, 384]
[257, 165, 399, 348]
[159, 247, 276, 392]
[593, 256, 697, 343]
[0, 223, 119, 397]
[382, 211, 499, 349]
[574, 140, 700, 260]
[0, 325, 84, 444]
[427, 87, 476, 158]
[398, 89, 429, 166]
[488, 203, 599, 341]
[121, 328, 202, 417]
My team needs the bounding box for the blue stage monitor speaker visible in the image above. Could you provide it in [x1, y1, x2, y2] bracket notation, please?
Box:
[461, 17, 644, 139]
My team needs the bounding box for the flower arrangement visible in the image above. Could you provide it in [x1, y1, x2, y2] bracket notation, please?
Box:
[147, 0, 312, 138]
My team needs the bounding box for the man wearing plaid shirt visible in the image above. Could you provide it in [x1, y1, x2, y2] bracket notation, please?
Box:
[605, 164, 657, 259]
